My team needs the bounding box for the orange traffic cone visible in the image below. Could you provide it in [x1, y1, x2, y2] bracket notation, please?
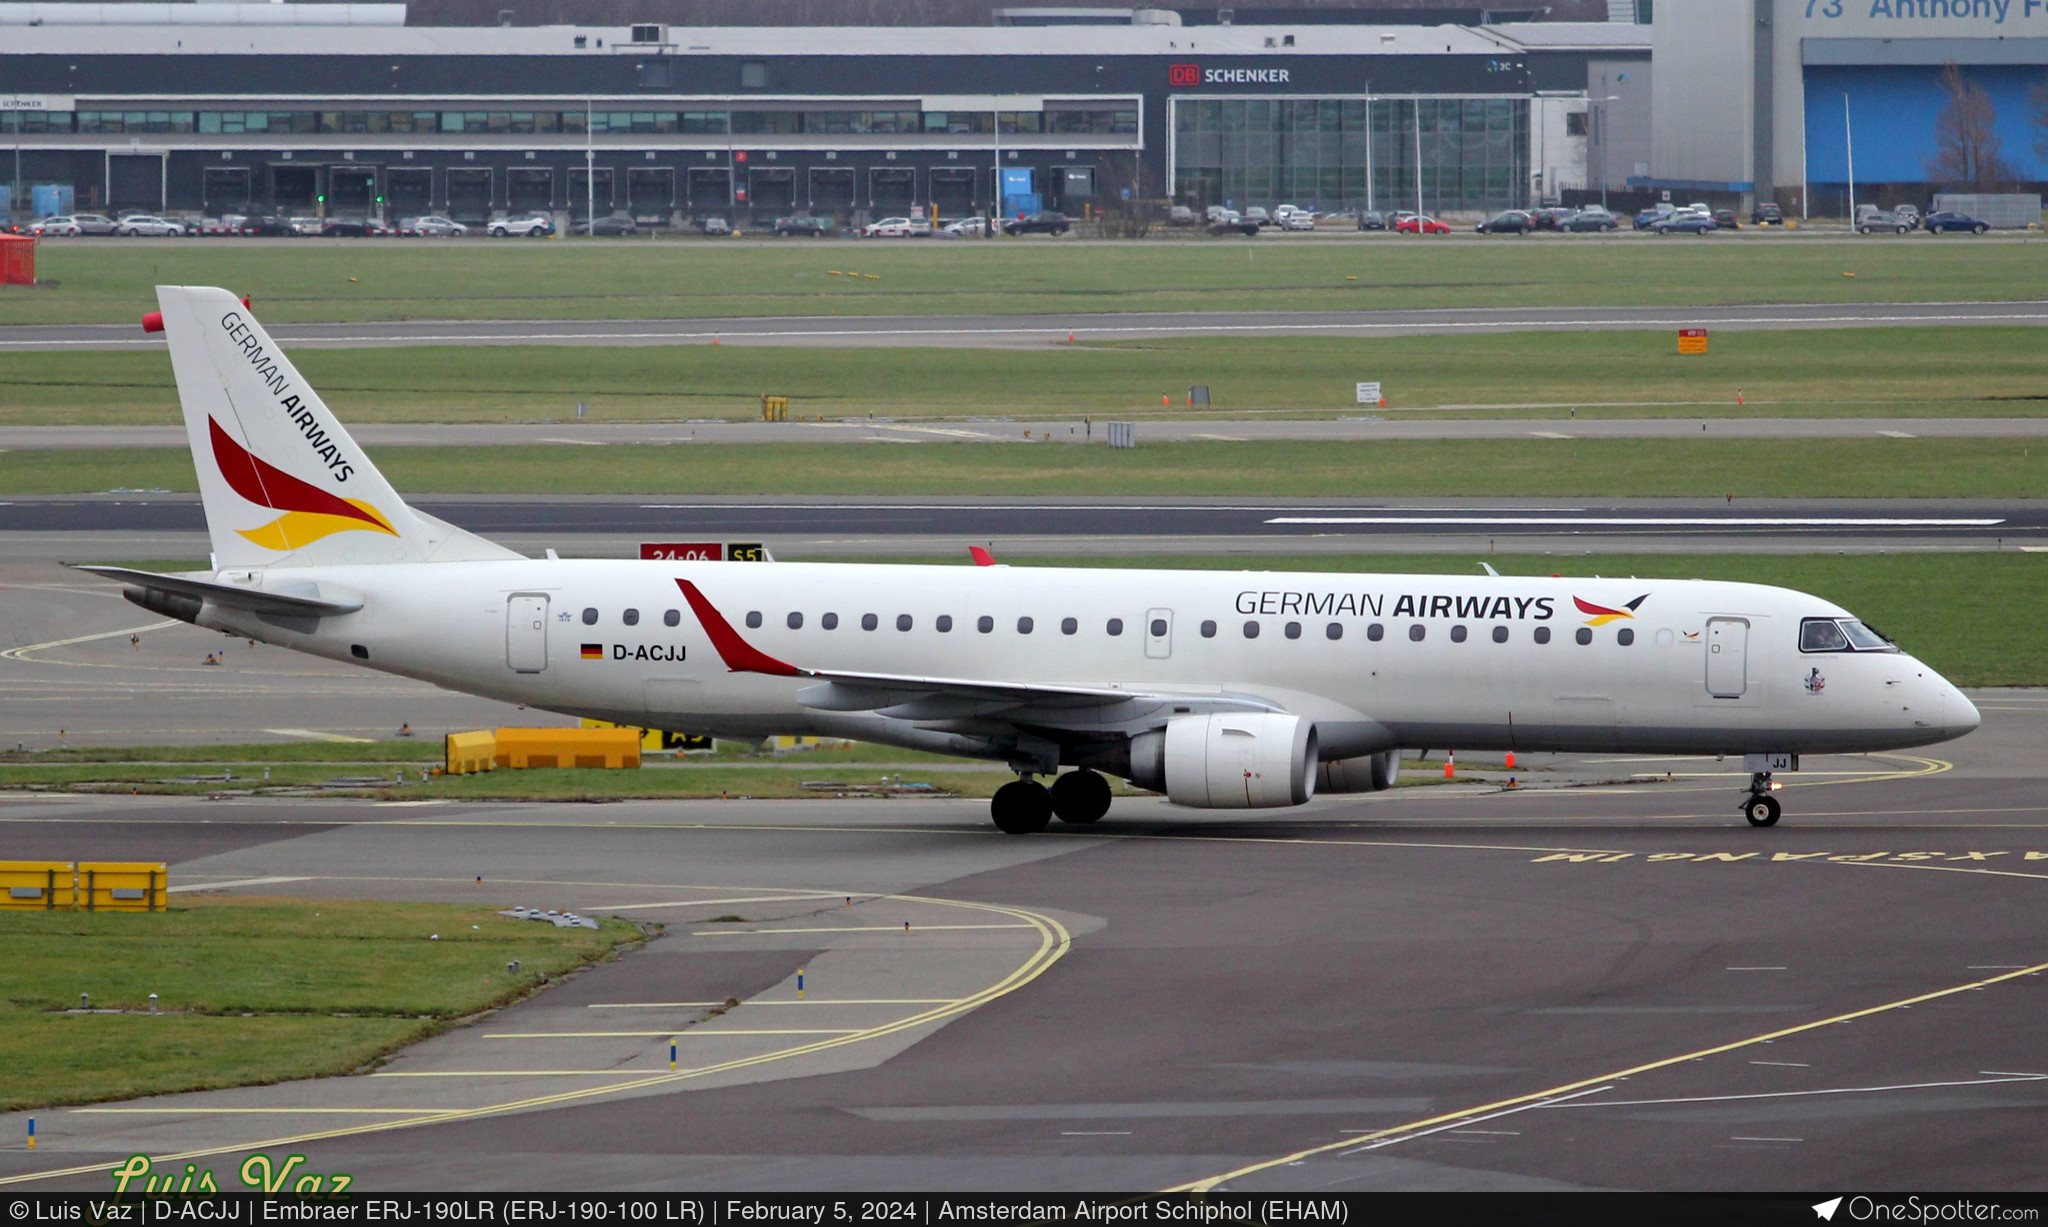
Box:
[1505, 751, 1516, 770]
[1736, 387, 1745, 405]
[1444, 753, 1456, 780]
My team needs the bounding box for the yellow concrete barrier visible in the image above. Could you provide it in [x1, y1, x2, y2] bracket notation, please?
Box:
[445, 730, 497, 775]
[494, 726, 641, 770]
[76, 862, 167, 912]
[0, 861, 77, 911]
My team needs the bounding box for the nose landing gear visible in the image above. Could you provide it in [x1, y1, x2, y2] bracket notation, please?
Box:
[1742, 772, 1781, 827]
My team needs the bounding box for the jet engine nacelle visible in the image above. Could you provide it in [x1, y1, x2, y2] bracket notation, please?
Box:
[1130, 713, 1318, 808]
[1316, 749, 1401, 793]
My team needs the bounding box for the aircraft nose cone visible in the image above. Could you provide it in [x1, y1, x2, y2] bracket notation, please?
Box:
[1945, 685, 1982, 737]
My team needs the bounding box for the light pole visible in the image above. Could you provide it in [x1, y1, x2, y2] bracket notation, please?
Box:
[1412, 99, 1423, 217]
[1589, 94, 1619, 210]
[1843, 92, 1856, 222]
[1363, 81, 1373, 216]
[584, 97, 594, 235]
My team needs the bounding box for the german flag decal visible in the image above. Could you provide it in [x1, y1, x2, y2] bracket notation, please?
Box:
[580, 644, 603, 660]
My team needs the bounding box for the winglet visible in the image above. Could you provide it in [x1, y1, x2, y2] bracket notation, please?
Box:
[674, 579, 805, 676]
[968, 546, 996, 567]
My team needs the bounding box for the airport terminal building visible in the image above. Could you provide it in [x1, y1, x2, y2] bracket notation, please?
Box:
[0, 5, 1649, 224]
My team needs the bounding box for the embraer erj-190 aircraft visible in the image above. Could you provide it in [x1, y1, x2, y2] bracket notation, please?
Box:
[86, 286, 1981, 833]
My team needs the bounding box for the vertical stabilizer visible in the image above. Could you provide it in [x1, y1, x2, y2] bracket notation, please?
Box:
[155, 285, 518, 569]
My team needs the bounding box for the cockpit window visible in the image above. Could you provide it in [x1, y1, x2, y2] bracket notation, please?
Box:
[1840, 619, 1896, 651]
[1801, 617, 1897, 653]
[1799, 618, 1849, 652]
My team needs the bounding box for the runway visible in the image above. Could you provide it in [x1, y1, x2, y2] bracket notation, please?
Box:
[10, 415, 2048, 451]
[6, 299, 2046, 350]
[2, 496, 2040, 564]
[0, 705, 2043, 1191]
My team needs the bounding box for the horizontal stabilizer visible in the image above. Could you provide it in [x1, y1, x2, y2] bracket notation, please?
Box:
[71, 565, 363, 618]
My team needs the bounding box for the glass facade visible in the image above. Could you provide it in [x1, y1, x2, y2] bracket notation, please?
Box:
[37, 107, 1138, 139]
[1172, 96, 1528, 214]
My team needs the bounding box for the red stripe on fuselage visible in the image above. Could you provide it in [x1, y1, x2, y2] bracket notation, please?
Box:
[675, 579, 805, 677]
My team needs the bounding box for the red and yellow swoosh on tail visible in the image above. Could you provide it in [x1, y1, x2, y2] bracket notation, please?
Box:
[1574, 594, 1649, 627]
[210, 417, 396, 550]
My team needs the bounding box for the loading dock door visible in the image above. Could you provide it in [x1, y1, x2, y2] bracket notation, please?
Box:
[1705, 618, 1749, 699]
[930, 168, 975, 214]
[809, 167, 854, 211]
[749, 167, 795, 213]
[202, 167, 251, 216]
[385, 167, 432, 217]
[328, 165, 377, 218]
[869, 167, 916, 213]
[568, 168, 613, 219]
[271, 164, 317, 214]
[445, 169, 493, 222]
[507, 594, 549, 673]
[108, 154, 164, 212]
[685, 167, 731, 211]
[507, 167, 553, 213]
[627, 167, 674, 221]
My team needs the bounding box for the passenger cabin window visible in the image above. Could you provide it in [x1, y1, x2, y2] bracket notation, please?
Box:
[1243, 621, 1260, 639]
[583, 607, 599, 625]
[978, 616, 994, 634]
[664, 609, 680, 627]
[1284, 622, 1301, 640]
[862, 614, 879, 631]
[1017, 616, 1034, 634]
[1200, 620, 1217, 638]
[1449, 625, 1467, 643]
[1108, 618, 1124, 636]
[1617, 627, 1635, 646]
[1367, 623, 1384, 642]
[1061, 617, 1078, 635]
[745, 611, 762, 629]
[1534, 626, 1552, 644]
[937, 615, 953, 633]
[1325, 622, 1342, 640]
[787, 612, 803, 629]
[823, 612, 839, 629]
[1491, 626, 1508, 643]
[897, 614, 913, 631]
[1408, 624, 1425, 642]
[1575, 627, 1592, 645]
[623, 608, 639, 626]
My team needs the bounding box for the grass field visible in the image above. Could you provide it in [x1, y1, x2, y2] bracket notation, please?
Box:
[0, 896, 639, 1111]
[5, 237, 2044, 325]
[5, 327, 2044, 426]
[0, 762, 1023, 799]
[11, 436, 2046, 498]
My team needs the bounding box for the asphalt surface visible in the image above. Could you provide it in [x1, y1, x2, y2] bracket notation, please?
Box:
[0, 701, 2042, 1191]
[6, 300, 2047, 351]
[11, 415, 2048, 451]
[3, 497, 2041, 565]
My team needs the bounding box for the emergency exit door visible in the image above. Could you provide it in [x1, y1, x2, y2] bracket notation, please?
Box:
[1705, 617, 1748, 698]
[1145, 608, 1173, 659]
[507, 594, 550, 673]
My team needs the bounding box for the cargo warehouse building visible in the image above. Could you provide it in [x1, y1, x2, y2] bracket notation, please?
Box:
[0, 6, 1649, 224]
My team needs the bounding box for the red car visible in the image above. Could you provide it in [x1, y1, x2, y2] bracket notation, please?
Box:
[1394, 214, 1451, 234]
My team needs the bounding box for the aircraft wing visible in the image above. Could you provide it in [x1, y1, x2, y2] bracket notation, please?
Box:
[72, 565, 364, 618]
[675, 578, 1275, 722]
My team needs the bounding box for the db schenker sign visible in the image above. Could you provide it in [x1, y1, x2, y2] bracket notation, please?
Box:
[1169, 63, 1293, 86]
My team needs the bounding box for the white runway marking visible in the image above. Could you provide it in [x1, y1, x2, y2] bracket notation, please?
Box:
[1265, 516, 2006, 527]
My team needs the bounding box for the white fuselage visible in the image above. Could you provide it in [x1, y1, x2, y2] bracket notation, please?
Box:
[190, 560, 1979, 768]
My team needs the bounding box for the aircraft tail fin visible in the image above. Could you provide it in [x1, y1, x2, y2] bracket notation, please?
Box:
[154, 285, 518, 570]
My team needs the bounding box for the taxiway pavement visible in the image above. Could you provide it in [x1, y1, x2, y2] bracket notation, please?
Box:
[5, 300, 2046, 351]
[0, 696, 2043, 1191]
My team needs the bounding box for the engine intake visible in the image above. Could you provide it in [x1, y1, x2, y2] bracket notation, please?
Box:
[1131, 713, 1318, 809]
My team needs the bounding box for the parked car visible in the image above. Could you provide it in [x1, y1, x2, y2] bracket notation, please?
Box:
[1922, 210, 1990, 235]
[1562, 207, 1618, 232]
[1273, 204, 1315, 224]
[1004, 211, 1072, 236]
[235, 214, 296, 237]
[1279, 212, 1316, 231]
[1711, 208, 1739, 230]
[1394, 214, 1451, 235]
[1894, 203, 1923, 227]
[940, 216, 994, 238]
[287, 216, 326, 236]
[1653, 209, 1719, 235]
[1242, 206, 1271, 228]
[321, 217, 389, 238]
[1207, 211, 1259, 237]
[489, 212, 554, 237]
[771, 215, 831, 237]
[30, 214, 114, 237]
[695, 215, 734, 236]
[861, 216, 924, 237]
[115, 214, 185, 237]
[1632, 207, 1665, 230]
[575, 214, 637, 236]
[1531, 206, 1576, 231]
[1475, 210, 1534, 235]
[1167, 205, 1199, 226]
[1751, 201, 1784, 226]
[402, 215, 468, 237]
[1356, 210, 1387, 231]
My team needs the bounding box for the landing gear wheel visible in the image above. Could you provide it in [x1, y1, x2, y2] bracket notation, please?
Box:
[1049, 769, 1113, 824]
[1743, 794, 1781, 827]
[991, 779, 1053, 834]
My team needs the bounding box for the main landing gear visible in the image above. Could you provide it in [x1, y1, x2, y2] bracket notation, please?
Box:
[990, 769, 1113, 834]
[1742, 772, 1781, 828]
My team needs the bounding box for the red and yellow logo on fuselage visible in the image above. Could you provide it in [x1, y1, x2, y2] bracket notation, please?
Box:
[210, 418, 396, 550]
[1574, 594, 1648, 626]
